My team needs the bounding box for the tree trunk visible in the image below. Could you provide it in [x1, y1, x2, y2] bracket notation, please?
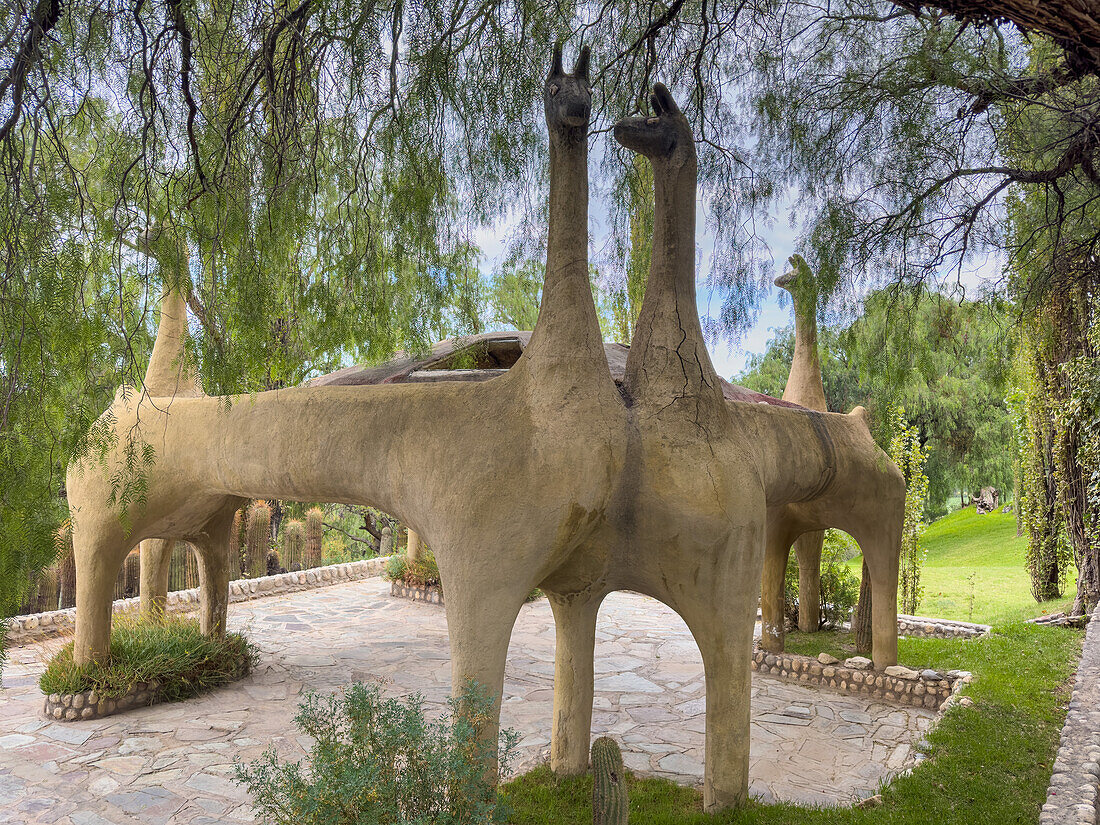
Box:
[854, 560, 873, 654]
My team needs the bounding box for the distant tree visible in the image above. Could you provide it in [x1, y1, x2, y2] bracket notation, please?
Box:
[844, 288, 1014, 516]
[735, 325, 866, 416]
[737, 287, 1013, 516]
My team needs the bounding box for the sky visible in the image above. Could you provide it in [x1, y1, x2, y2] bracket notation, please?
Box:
[474, 194, 800, 384]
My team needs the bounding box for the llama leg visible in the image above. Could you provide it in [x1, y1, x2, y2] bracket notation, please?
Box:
[548, 592, 604, 775]
[675, 552, 763, 811]
[443, 580, 525, 787]
[139, 538, 175, 618]
[73, 527, 130, 666]
[795, 530, 824, 632]
[194, 508, 239, 637]
[858, 525, 900, 669]
[759, 527, 792, 652]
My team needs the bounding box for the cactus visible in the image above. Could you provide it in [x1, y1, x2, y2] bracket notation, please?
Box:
[380, 525, 394, 557]
[591, 736, 627, 825]
[305, 508, 324, 568]
[229, 508, 244, 575]
[246, 501, 272, 579]
[123, 550, 141, 598]
[57, 522, 76, 608]
[184, 544, 199, 589]
[283, 519, 306, 570]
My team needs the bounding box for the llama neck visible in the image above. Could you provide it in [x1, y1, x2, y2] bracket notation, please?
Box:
[782, 289, 827, 411]
[524, 136, 612, 390]
[145, 285, 202, 398]
[623, 157, 721, 410]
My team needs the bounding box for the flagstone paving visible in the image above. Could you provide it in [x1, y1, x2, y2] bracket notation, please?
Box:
[1, 577, 937, 822]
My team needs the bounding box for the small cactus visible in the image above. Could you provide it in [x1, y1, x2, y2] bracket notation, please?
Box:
[591, 736, 627, 825]
[283, 519, 306, 570]
[305, 508, 324, 568]
[246, 501, 272, 579]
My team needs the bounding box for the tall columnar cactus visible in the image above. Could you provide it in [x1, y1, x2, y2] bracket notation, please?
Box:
[184, 544, 199, 589]
[230, 508, 244, 575]
[57, 522, 76, 609]
[123, 550, 141, 598]
[283, 519, 306, 571]
[246, 501, 272, 579]
[591, 737, 628, 825]
[305, 508, 324, 568]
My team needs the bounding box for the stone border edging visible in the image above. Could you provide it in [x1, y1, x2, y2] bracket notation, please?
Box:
[390, 580, 444, 605]
[751, 648, 971, 709]
[1041, 605, 1099, 824]
[42, 652, 250, 722]
[897, 614, 991, 639]
[6, 556, 391, 646]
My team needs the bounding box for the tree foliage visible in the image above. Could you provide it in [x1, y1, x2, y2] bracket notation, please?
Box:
[737, 286, 1013, 516]
[890, 408, 929, 615]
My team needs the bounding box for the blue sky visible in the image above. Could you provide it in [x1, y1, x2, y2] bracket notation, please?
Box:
[474, 195, 800, 383]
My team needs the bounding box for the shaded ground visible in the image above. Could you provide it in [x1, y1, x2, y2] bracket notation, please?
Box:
[1, 578, 936, 823]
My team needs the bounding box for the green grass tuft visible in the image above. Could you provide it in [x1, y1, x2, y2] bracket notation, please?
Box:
[39, 612, 254, 702]
[504, 621, 1082, 824]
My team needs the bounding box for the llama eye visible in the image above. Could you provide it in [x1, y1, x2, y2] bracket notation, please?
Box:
[646, 117, 659, 125]
[549, 84, 560, 96]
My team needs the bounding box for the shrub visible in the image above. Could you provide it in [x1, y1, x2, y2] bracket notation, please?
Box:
[783, 530, 860, 628]
[819, 531, 860, 627]
[385, 547, 441, 587]
[235, 681, 518, 825]
[39, 612, 253, 701]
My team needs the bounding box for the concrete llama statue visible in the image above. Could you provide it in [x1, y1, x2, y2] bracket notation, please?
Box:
[66, 54, 904, 813]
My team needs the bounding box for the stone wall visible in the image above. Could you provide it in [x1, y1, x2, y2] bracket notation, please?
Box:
[390, 580, 444, 605]
[43, 652, 251, 722]
[1040, 606, 1100, 824]
[897, 614, 990, 639]
[751, 647, 971, 709]
[6, 557, 390, 646]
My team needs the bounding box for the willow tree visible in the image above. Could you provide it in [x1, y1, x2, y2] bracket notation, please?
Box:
[3, 0, 1099, 632]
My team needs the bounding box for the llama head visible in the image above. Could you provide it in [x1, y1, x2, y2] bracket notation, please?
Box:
[775, 254, 812, 291]
[613, 83, 695, 171]
[545, 43, 592, 143]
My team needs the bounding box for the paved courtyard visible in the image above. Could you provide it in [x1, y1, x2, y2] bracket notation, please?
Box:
[0, 577, 936, 823]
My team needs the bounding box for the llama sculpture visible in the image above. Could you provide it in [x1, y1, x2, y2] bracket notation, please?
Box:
[67, 54, 902, 811]
[767, 254, 829, 638]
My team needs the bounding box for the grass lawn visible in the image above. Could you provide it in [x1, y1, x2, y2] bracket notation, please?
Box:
[505, 506, 1085, 823]
[504, 621, 1082, 824]
[848, 506, 1075, 625]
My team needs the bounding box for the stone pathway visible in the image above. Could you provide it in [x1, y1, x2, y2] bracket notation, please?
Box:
[0, 578, 936, 822]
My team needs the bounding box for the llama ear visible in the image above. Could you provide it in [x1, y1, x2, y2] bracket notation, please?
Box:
[574, 45, 590, 81]
[549, 43, 564, 79]
[649, 92, 663, 116]
[652, 83, 680, 115]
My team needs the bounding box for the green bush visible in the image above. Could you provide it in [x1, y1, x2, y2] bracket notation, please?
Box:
[235, 680, 519, 825]
[39, 612, 253, 701]
[784, 530, 860, 629]
[385, 547, 441, 587]
[819, 532, 860, 627]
